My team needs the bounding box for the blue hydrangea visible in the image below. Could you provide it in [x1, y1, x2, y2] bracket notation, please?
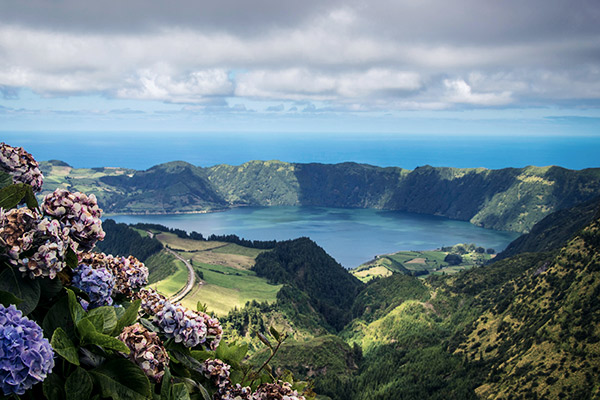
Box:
[0, 304, 54, 396]
[154, 301, 207, 348]
[72, 264, 115, 309]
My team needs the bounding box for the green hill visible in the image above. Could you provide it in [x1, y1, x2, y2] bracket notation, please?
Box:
[41, 160, 600, 233]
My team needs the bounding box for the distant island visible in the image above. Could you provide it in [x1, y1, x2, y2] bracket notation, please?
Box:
[41, 159, 600, 233]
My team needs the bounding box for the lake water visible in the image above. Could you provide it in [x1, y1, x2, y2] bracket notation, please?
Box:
[108, 206, 521, 268]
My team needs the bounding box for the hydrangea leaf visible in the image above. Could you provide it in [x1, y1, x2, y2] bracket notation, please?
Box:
[0, 289, 22, 307]
[90, 358, 151, 400]
[65, 367, 93, 400]
[113, 299, 141, 336]
[51, 327, 80, 366]
[0, 267, 40, 315]
[160, 366, 173, 400]
[0, 183, 36, 209]
[216, 341, 248, 365]
[66, 288, 85, 324]
[39, 276, 64, 299]
[65, 247, 78, 270]
[78, 318, 130, 354]
[171, 383, 192, 400]
[89, 306, 118, 335]
[0, 171, 12, 189]
[43, 296, 77, 341]
[86, 313, 106, 333]
[42, 373, 66, 400]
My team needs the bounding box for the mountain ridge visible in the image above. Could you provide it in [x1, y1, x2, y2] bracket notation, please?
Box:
[40, 160, 600, 233]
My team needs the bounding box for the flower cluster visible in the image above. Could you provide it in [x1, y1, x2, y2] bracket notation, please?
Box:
[216, 383, 253, 400]
[0, 208, 70, 279]
[154, 301, 208, 348]
[134, 288, 167, 315]
[41, 189, 105, 251]
[202, 358, 231, 389]
[251, 381, 306, 400]
[200, 311, 223, 351]
[110, 255, 149, 296]
[0, 142, 44, 193]
[72, 264, 115, 309]
[0, 304, 54, 396]
[118, 323, 169, 382]
[78, 252, 149, 297]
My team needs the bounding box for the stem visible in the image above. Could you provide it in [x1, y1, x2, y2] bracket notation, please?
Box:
[250, 338, 284, 387]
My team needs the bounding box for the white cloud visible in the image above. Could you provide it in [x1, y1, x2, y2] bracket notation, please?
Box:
[443, 79, 513, 106]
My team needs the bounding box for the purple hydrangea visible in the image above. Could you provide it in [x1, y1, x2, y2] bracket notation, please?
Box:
[71, 264, 115, 309]
[251, 381, 306, 400]
[41, 189, 105, 251]
[0, 142, 44, 193]
[110, 255, 149, 297]
[153, 301, 207, 348]
[118, 323, 169, 382]
[0, 304, 54, 396]
[199, 311, 223, 351]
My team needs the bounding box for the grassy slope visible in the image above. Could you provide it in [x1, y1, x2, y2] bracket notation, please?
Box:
[352, 247, 492, 282]
[151, 233, 281, 315]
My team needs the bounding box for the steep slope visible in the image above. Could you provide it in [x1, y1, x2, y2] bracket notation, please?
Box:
[496, 196, 600, 260]
[456, 212, 600, 399]
[100, 161, 227, 213]
[43, 160, 600, 232]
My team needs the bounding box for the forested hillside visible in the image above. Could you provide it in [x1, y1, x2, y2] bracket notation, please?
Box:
[41, 160, 600, 233]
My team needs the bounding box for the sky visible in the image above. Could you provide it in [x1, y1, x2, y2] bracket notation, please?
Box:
[1, 0, 600, 135]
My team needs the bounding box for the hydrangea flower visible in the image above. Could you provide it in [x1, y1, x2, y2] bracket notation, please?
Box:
[41, 189, 105, 251]
[0, 208, 70, 279]
[215, 384, 253, 400]
[0, 304, 54, 396]
[111, 255, 149, 296]
[79, 252, 149, 297]
[133, 288, 167, 315]
[251, 381, 306, 400]
[154, 301, 207, 348]
[71, 264, 115, 309]
[0, 142, 44, 193]
[202, 358, 231, 389]
[118, 323, 169, 382]
[199, 311, 223, 351]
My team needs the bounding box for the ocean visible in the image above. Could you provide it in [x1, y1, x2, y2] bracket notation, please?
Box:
[4, 131, 600, 171]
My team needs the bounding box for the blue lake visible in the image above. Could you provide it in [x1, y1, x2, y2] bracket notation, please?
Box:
[108, 206, 521, 268]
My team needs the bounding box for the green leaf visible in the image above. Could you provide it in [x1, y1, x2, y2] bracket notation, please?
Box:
[269, 326, 281, 342]
[0, 171, 12, 189]
[0, 290, 22, 307]
[171, 383, 191, 400]
[78, 318, 130, 353]
[65, 247, 78, 270]
[66, 367, 93, 400]
[66, 288, 85, 324]
[39, 276, 63, 299]
[160, 366, 173, 400]
[43, 373, 66, 400]
[91, 358, 151, 400]
[43, 296, 77, 341]
[87, 313, 105, 332]
[0, 183, 36, 209]
[0, 267, 40, 315]
[197, 383, 211, 400]
[51, 327, 79, 366]
[113, 299, 141, 336]
[89, 306, 118, 335]
[216, 341, 248, 365]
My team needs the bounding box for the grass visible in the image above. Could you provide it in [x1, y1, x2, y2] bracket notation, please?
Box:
[150, 259, 188, 297]
[156, 232, 227, 251]
[181, 262, 282, 316]
[211, 243, 266, 258]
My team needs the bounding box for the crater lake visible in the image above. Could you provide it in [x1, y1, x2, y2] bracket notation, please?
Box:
[108, 206, 520, 268]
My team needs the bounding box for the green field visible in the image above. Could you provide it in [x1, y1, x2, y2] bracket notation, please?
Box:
[181, 262, 282, 315]
[150, 259, 188, 297]
[352, 245, 493, 281]
[211, 243, 266, 258]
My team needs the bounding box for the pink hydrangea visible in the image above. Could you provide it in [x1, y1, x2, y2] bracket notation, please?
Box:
[0, 142, 44, 192]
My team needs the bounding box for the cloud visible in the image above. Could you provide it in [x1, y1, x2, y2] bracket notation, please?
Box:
[443, 79, 512, 106]
[0, 0, 598, 113]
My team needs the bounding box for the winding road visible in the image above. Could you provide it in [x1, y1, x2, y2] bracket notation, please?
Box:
[167, 247, 196, 303]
